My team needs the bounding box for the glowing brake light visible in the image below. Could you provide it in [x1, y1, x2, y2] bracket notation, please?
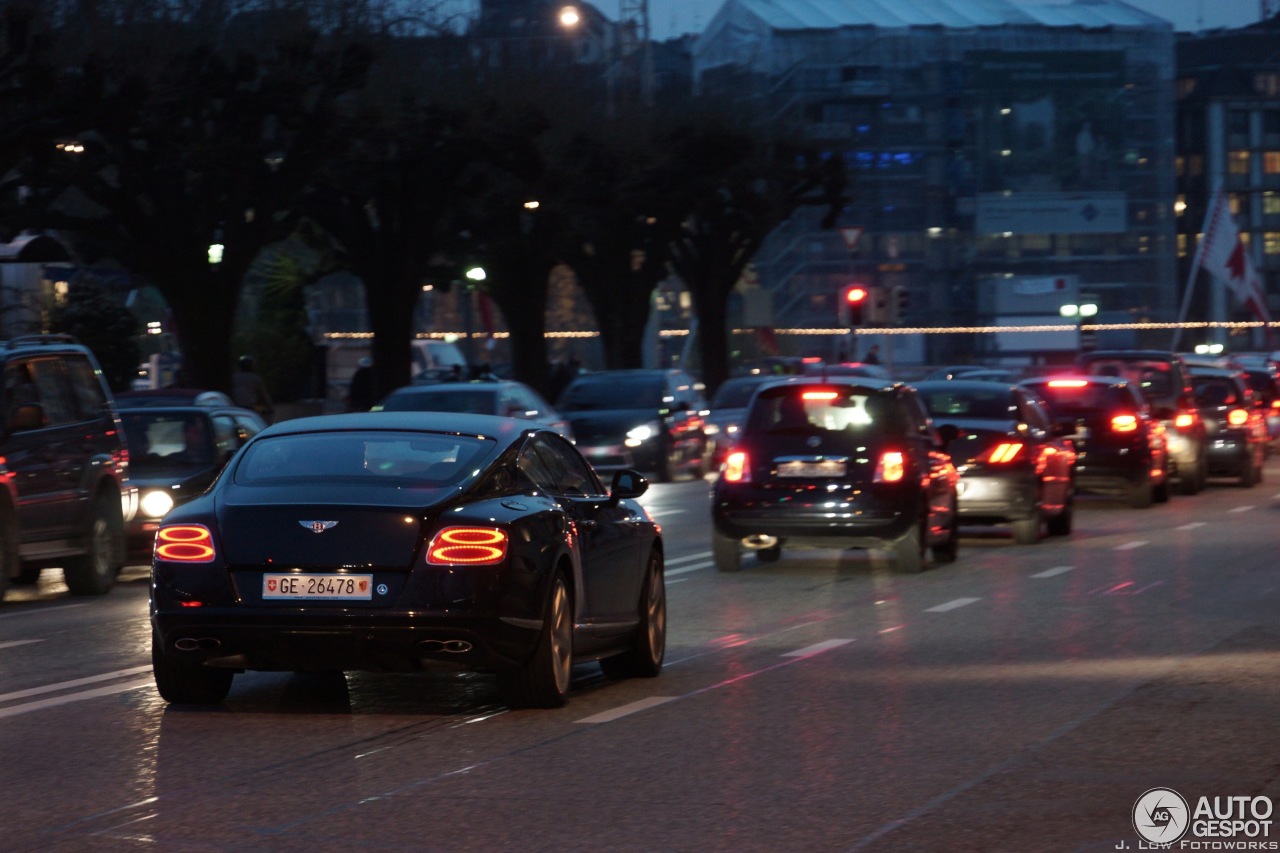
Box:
[874, 451, 906, 483]
[802, 391, 839, 401]
[155, 525, 216, 563]
[1048, 379, 1089, 388]
[987, 442, 1024, 463]
[1111, 414, 1139, 433]
[1174, 411, 1196, 429]
[1227, 408, 1250, 427]
[723, 450, 750, 482]
[1271, 400, 1280, 410]
[426, 527, 508, 565]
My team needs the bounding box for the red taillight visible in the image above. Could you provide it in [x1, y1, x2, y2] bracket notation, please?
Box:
[155, 525, 216, 563]
[802, 391, 839, 401]
[1228, 408, 1249, 427]
[1174, 411, 1196, 429]
[723, 450, 750, 482]
[987, 442, 1024, 463]
[875, 451, 906, 483]
[1111, 414, 1139, 433]
[1270, 400, 1280, 410]
[426, 527, 508, 565]
[1048, 379, 1089, 388]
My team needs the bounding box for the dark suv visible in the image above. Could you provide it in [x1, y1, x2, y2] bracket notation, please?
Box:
[0, 335, 134, 598]
[1076, 350, 1208, 494]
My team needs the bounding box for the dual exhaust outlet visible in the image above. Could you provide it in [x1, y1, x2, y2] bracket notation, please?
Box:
[418, 639, 473, 654]
[174, 637, 221, 652]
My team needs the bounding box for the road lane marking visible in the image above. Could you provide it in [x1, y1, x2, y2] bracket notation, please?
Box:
[0, 665, 152, 704]
[1229, 505, 1255, 513]
[783, 639, 854, 658]
[666, 578, 690, 585]
[666, 561, 713, 577]
[0, 639, 42, 650]
[0, 603, 89, 620]
[575, 696, 678, 724]
[925, 598, 980, 613]
[1176, 522, 1207, 530]
[0, 678, 154, 720]
[666, 552, 712, 566]
[1103, 581, 1135, 595]
[1114, 541, 1147, 551]
[1032, 566, 1074, 578]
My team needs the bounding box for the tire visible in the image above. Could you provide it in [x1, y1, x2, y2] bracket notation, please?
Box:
[755, 545, 782, 564]
[500, 571, 573, 709]
[1011, 506, 1042, 545]
[63, 490, 124, 596]
[1127, 478, 1154, 509]
[1046, 497, 1074, 537]
[1153, 481, 1171, 504]
[1239, 459, 1257, 488]
[712, 532, 742, 572]
[0, 508, 15, 601]
[599, 550, 666, 680]
[931, 515, 959, 564]
[151, 631, 233, 705]
[891, 521, 925, 574]
[1179, 453, 1206, 496]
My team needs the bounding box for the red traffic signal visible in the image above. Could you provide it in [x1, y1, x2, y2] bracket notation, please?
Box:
[841, 285, 870, 327]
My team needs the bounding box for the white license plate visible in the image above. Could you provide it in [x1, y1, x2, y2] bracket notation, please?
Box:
[777, 460, 846, 478]
[263, 573, 373, 600]
[1073, 427, 1090, 440]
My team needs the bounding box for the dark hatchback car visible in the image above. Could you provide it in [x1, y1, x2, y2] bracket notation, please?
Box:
[703, 374, 782, 469]
[1022, 375, 1171, 508]
[1186, 366, 1267, 487]
[711, 378, 959, 574]
[557, 369, 708, 481]
[119, 405, 267, 562]
[913, 380, 1076, 544]
[1076, 350, 1207, 495]
[150, 413, 665, 709]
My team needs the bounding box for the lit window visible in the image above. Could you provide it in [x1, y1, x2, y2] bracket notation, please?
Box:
[1229, 151, 1251, 175]
[1265, 152, 1280, 175]
[1265, 192, 1280, 216]
[1264, 232, 1280, 255]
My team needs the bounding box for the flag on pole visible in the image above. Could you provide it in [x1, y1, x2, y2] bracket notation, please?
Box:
[1198, 189, 1271, 322]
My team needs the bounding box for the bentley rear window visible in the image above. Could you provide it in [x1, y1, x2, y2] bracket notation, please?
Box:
[235, 431, 493, 486]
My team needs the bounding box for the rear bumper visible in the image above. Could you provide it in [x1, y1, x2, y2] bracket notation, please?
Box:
[1072, 446, 1155, 496]
[712, 485, 917, 548]
[1206, 431, 1254, 474]
[954, 471, 1036, 523]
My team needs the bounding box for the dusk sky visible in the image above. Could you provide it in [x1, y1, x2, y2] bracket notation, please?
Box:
[649, 0, 1269, 42]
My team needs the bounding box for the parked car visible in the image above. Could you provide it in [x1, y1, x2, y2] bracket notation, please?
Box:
[557, 369, 708, 481]
[0, 334, 135, 597]
[1022, 375, 1171, 508]
[703, 374, 786, 469]
[1075, 350, 1207, 495]
[913, 380, 1076, 544]
[374, 379, 573, 440]
[150, 413, 665, 708]
[1186, 365, 1267, 487]
[711, 377, 959, 573]
[118, 404, 267, 562]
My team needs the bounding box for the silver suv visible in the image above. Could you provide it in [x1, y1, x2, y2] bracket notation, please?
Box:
[0, 335, 134, 598]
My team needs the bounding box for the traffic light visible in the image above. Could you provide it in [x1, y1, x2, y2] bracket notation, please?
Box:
[889, 285, 909, 325]
[841, 285, 870, 327]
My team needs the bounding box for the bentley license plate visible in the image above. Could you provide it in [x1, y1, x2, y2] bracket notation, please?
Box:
[263, 574, 373, 600]
[777, 460, 846, 478]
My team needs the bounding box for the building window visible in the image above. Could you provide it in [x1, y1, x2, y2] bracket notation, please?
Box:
[1257, 75, 1280, 97]
[1189, 155, 1204, 177]
[1229, 151, 1251, 175]
[1266, 152, 1280, 175]
[1262, 232, 1280, 254]
[1177, 77, 1197, 98]
[1230, 194, 1244, 216]
[1177, 233, 1188, 257]
[1175, 156, 1184, 176]
[1265, 192, 1280, 216]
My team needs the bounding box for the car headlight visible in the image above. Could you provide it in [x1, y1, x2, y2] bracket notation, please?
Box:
[140, 489, 175, 519]
[625, 421, 661, 447]
[704, 423, 720, 435]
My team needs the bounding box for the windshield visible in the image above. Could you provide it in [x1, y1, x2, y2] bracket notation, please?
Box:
[123, 412, 215, 474]
[711, 379, 768, 410]
[235, 431, 493, 487]
[559, 376, 665, 410]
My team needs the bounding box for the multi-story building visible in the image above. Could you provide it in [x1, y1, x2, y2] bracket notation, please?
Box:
[1175, 13, 1280, 344]
[693, 0, 1177, 363]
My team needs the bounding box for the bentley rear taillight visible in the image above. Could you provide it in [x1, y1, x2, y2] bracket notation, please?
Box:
[875, 451, 906, 483]
[426, 527, 508, 565]
[723, 451, 750, 482]
[155, 525, 216, 563]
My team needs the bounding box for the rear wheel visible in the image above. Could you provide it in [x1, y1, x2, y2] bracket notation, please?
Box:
[1011, 506, 1042, 545]
[931, 515, 959, 564]
[599, 550, 666, 680]
[0, 507, 15, 601]
[1239, 459, 1258, 488]
[891, 521, 925, 574]
[64, 491, 123, 596]
[1127, 478, 1154, 509]
[500, 571, 573, 708]
[1046, 497, 1074, 537]
[712, 532, 742, 572]
[151, 631, 234, 705]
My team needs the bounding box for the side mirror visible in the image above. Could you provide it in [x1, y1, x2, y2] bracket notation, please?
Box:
[610, 469, 649, 501]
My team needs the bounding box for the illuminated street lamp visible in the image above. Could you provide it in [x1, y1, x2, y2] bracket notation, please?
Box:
[465, 265, 486, 283]
[558, 5, 581, 27]
[1058, 303, 1098, 320]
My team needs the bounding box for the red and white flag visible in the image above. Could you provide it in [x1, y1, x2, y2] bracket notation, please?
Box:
[1198, 189, 1270, 322]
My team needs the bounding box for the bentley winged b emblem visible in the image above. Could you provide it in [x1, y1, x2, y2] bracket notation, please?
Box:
[300, 520, 338, 534]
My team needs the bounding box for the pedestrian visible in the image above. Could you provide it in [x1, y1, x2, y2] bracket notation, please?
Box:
[232, 355, 274, 422]
[863, 345, 881, 365]
[347, 357, 375, 411]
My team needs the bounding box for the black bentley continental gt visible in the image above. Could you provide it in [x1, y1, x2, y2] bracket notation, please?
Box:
[150, 412, 666, 709]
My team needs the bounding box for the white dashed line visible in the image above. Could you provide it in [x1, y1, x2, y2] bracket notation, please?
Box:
[1229, 505, 1255, 513]
[666, 552, 712, 566]
[0, 639, 41, 650]
[666, 561, 713, 577]
[575, 696, 678, 724]
[1032, 566, 1074, 578]
[783, 639, 855, 658]
[0, 679, 154, 720]
[1114, 541, 1147, 551]
[925, 598, 980, 613]
[1176, 522, 1207, 531]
